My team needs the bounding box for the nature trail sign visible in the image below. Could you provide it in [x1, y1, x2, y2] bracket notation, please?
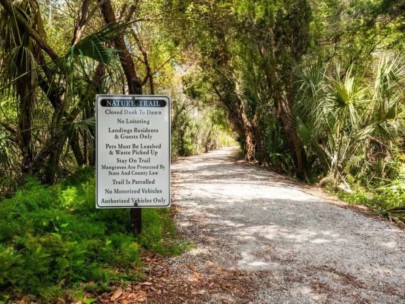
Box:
[96, 94, 170, 208]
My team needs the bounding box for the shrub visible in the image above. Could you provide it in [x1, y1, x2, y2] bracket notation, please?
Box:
[0, 169, 184, 301]
[338, 178, 405, 223]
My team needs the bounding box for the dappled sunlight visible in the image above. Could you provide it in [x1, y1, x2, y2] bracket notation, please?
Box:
[178, 183, 316, 203]
[380, 241, 398, 249]
[188, 247, 211, 256]
[234, 225, 342, 244]
[173, 147, 405, 302]
[238, 250, 272, 269]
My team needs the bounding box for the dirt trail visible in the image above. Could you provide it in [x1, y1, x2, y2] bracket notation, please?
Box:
[155, 147, 405, 303]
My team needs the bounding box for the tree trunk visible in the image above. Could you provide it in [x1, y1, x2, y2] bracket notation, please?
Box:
[83, 63, 105, 166]
[69, 131, 86, 166]
[45, 102, 66, 184]
[277, 97, 307, 179]
[253, 126, 269, 166]
[240, 104, 256, 162]
[16, 78, 33, 174]
[244, 127, 256, 162]
[98, 0, 142, 94]
[99, 0, 143, 234]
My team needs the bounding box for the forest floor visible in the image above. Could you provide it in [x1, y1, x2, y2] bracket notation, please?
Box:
[110, 147, 405, 304]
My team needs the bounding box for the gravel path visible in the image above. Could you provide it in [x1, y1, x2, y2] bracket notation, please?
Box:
[168, 147, 405, 304]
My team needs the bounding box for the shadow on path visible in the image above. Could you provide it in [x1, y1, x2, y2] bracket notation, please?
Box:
[168, 147, 405, 304]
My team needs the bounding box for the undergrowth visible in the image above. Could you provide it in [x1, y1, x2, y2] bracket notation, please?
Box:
[0, 168, 186, 302]
[337, 178, 405, 224]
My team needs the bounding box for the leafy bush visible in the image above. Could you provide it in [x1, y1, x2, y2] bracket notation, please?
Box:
[171, 100, 236, 158]
[338, 178, 405, 223]
[0, 169, 184, 301]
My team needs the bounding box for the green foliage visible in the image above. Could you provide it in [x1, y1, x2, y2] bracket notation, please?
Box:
[68, 24, 122, 64]
[295, 55, 404, 182]
[171, 97, 236, 158]
[338, 178, 405, 223]
[140, 208, 189, 256]
[0, 170, 184, 301]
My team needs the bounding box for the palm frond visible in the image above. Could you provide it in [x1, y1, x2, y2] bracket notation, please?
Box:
[68, 23, 128, 64]
[0, 131, 15, 169]
[64, 117, 95, 140]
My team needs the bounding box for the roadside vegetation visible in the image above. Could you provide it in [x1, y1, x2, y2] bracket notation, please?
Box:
[0, 169, 186, 302]
[164, 0, 405, 223]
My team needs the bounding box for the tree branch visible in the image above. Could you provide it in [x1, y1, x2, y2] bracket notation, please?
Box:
[0, 0, 59, 61]
[0, 120, 17, 135]
[71, 0, 92, 45]
[98, 0, 143, 94]
[152, 55, 176, 77]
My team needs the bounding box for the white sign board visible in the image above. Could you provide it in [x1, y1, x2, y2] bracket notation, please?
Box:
[96, 95, 170, 208]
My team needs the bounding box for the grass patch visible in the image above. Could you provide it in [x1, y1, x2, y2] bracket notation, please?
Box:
[0, 168, 186, 302]
[337, 178, 405, 224]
